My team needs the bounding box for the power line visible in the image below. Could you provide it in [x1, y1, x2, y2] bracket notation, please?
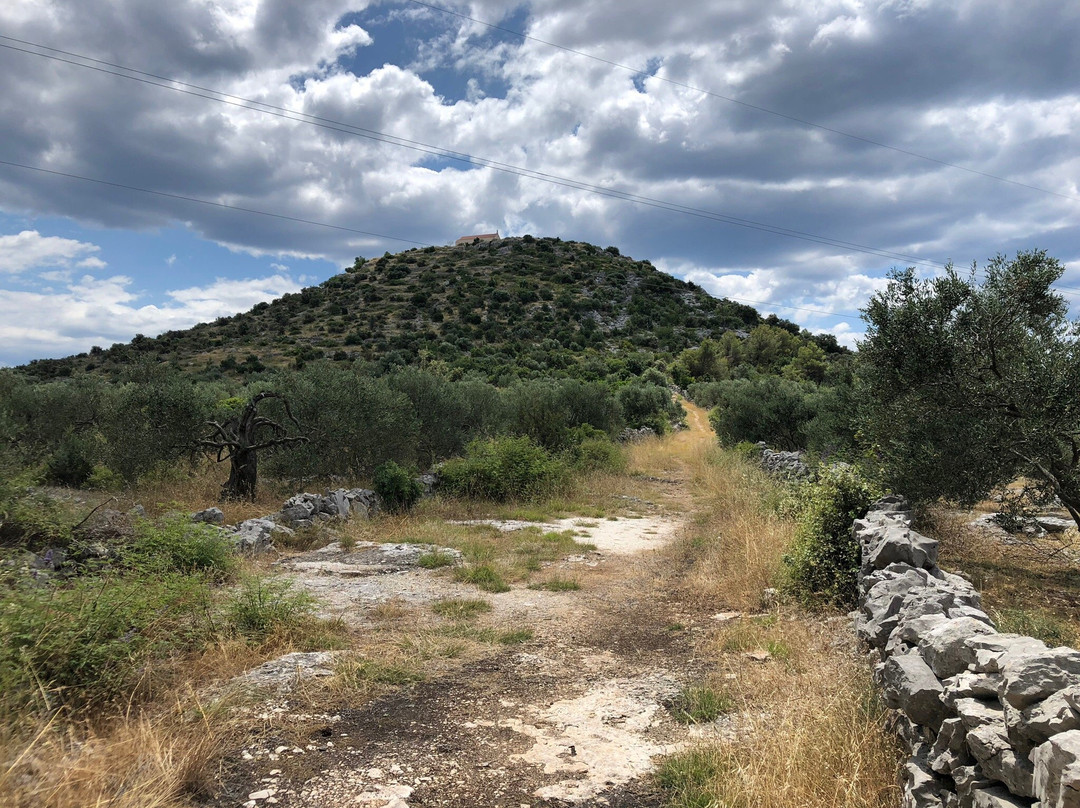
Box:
[0, 35, 948, 270]
[6, 156, 1080, 324]
[0, 159, 433, 247]
[405, 0, 1080, 204]
[0, 156, 870, 321]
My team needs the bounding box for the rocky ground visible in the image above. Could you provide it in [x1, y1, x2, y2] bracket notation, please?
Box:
[203, 412, 734, 808]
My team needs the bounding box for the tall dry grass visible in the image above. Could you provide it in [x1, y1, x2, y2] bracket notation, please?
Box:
[659, 631, 900, 808]
[0, 709, 221, 808]
[647, 403, 901, 806]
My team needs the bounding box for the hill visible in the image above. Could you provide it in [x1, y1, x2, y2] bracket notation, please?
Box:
[19, 236, 838, 383]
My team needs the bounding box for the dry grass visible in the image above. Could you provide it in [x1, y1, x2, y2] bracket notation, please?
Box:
[659, 624, 899, 808]
[919, 506, 1080, 647]
[652, 402, 901, 807]
[0, 702, 227, 808]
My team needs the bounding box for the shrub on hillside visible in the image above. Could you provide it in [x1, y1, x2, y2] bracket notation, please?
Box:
[708, 376, 814, 451]
[782, 465, 882, 606]
[439, 437, 569, 501]
[372, 460, 424, 513]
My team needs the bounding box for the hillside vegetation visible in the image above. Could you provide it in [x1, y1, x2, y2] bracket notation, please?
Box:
[18, 236, 842, 384]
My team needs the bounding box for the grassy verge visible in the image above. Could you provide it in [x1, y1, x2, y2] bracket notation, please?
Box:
[645, 415, 901, 808]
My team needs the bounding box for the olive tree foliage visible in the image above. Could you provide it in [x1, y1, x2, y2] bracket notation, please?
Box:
[265, 363, 420, 481]
[858, 250, 1080, 526]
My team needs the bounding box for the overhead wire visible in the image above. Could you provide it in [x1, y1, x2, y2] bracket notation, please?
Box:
[0, 156, 867, 320]
[0, 35, 948, 270]
[1, 32, 1078, 317]
[405, 0, 1080, 204]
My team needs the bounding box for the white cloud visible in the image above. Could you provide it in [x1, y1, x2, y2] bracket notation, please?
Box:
[0, 271, 302, 363]
[0, 0, 1078, 358]
[0, 230, 104, 274]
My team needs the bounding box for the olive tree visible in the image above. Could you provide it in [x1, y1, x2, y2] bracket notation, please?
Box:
[858, 250, 1080, 527]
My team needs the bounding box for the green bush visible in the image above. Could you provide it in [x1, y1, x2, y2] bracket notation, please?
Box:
[0, 572, 214, 710]
[127, 515, 236, 579]
[0, 467, 74, 548]
[783, 465, 883, 606]
[440, 436, 569, 501]
[85, 464, 124, 491]
[569, 436, 627, 473]
[226, 576, 316, 641]
[45, 431, 99, 487]
[372, 460, 424, 513]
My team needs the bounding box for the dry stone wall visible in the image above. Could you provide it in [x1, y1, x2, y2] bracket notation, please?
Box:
[855, 495, 1080, 808]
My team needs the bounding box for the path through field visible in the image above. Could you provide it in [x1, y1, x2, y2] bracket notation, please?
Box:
[211, 404, 730, 808]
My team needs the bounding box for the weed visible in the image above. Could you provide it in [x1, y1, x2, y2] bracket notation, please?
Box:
[126, 514, 237, 578]
[527, 577, 581, 592]
[417, 551, 457, 569]
[453, 564, 510, 593]
[431, 598, 492, 620]
[226, 576, 316, 641]
[497, 628, 534, 645]
[334, 655, 424, 689]
[668, 685, 733, 724]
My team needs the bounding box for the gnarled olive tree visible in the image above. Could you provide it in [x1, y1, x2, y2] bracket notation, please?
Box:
[197, 391, 306, 501]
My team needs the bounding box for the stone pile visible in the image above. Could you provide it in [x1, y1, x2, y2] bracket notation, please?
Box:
[855, 495, 1080, 808]
[756, 442, 811, 479]
[619, 426, 657, 443]
[193, 488, 385, 555]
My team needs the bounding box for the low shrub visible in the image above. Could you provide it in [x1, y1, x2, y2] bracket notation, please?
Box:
[417, 551, 456, 569]
[453, 564, 510, 593]
[439, 436, 569, 502]
[127, 515, 236, 579]
[0, 468, 74, 548]
[226, 576, 316, 641]
[782, 465, 883, 606]
[0, 572, 214, 711]
[431, 598, 491, 620]
[569, 437, 627, 473]
[372, 460, 424, 514]
[668, 684, 733, 724]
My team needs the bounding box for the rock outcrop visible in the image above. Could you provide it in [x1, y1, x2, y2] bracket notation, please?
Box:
[856, 496, 1080, 808]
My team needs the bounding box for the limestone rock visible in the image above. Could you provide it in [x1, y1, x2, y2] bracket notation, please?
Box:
[234, 518, 292, 554]
[863, 523, 940, 574]
[1017, 689, 1080, 748]
[969, 635, 1049, 675]
[903, 753, 948, 808]
[879, 652, 948, 730]
[1033, 730, 1080, 808]
[919, 618, 998, 679]
[931, 718, 974, 775]
[1001, 650, 1080, 709]
[192, 506, 225, 525]
[968, 785, 1033, 808]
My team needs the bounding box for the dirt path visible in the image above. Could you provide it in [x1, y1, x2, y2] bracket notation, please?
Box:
[210, 406, 722, 808]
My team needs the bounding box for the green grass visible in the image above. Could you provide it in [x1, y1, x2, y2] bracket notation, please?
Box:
[335, 656, 424, 687]
[993, 607, 1078, 647]
[497, 628, 534, 645]
[417, 551, 457, 569]
[527, 577, 581, 592]
[668, 684, 733, 724]
[654, 747, 727, 808]
[431, 598, 492, 620]
[453, 564, 511, 593]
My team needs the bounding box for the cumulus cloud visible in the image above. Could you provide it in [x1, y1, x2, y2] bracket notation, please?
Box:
[0, 0, 1078, 359]
[0, 230, 104, 274]
[0, 271, 302, 365]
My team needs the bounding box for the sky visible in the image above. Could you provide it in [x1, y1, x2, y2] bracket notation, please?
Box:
[1, 0, 1078, 365]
